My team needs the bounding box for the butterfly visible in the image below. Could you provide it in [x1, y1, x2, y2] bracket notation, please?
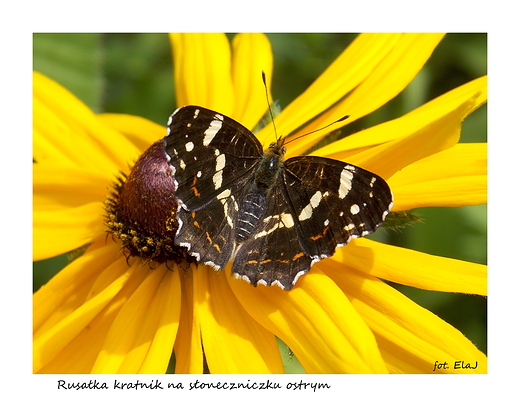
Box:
[164, 105, 393, 289]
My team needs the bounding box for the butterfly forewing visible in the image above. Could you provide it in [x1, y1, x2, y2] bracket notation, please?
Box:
[165, 106, 263, 211]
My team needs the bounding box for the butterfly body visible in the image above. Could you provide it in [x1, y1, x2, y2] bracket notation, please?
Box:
[236, 140, 286, 240]
[165, 105, 393, 289]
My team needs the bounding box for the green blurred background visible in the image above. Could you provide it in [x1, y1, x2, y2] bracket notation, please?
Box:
[33, 33, 487, 372]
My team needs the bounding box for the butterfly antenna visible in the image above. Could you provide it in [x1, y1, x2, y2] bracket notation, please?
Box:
[284, 114, 350, 146]
[262, 71, 349, 145]
[262, 71, 280, 142]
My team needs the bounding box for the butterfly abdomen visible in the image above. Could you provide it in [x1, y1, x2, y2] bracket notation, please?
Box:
[236, 192, 266, 243]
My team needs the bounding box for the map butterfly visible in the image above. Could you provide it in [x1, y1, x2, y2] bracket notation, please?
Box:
[165, 105, 393, 290]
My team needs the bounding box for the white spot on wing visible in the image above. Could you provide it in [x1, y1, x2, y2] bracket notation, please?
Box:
[350, 204, 360, 215]
[255, 212, 294, 238]
[280, 212, 295, 228]
[212, 153, 226, 189]
[298, 191, 323, 221]
[217, 189, 234, 227]
[203, 116, 223, 146]
[217, 189, 231, 200]
[215, 153, 226, 172]
[185, 141, 194, 152]
[338, 165, 355, 199]
[213, 173, 223, 190]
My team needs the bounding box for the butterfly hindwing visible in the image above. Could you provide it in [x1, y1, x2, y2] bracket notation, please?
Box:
[175, 189, 237, 269]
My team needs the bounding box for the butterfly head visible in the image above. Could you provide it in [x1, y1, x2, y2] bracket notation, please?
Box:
[267, 137, 287, 158]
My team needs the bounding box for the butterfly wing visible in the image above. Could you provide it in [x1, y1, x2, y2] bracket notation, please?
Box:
[164, 105, 263, 268]
[282, 156, 393, 260]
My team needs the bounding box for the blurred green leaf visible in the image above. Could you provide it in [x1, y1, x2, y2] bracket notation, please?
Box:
[33, 33, 103, 111]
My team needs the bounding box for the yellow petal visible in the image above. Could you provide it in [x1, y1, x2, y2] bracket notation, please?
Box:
[33, 203, 105, 261]
[97, 113, 166, 153]
[34, 165, 109, 211]
[173, 270, 203, 373]
[91, 265, 181, 374]
[228, 268, 388, 373]
[169, 33, 234, 114]
[34, 243, 134, 372]
[326, 265, 487, 373]
[34, 239, 182, 374]
[394, 176, 486, 210]
[286, 33, 445, 155]
[33, 72, 138, 172]
[390, 143, 487, 210]
[231, 33, 273, 130]
[256, 33, 403, 146]
[33, 162, 110, 260]
[194, 265, 284, 373]
[323, 94, 480, 180]
[314, 75, 487, 161]
[136, 270, 181, 373]
[331, 239, 487, 296]
[33, 73, 148, 259]
[34, 237, 121, 335]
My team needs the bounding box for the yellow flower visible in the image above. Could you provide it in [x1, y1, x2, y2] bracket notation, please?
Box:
[33, 33, 487, 374]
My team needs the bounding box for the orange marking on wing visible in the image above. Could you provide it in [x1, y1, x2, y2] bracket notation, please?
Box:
[292, 252, 305, 261]
[191, 177, 200, 197]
